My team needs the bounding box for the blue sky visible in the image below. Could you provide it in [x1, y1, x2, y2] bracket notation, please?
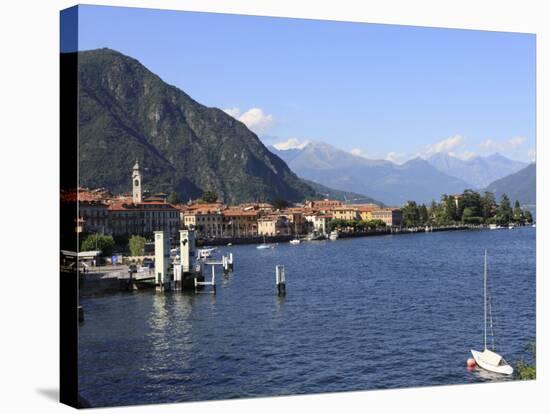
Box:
[75, 5, 536, 163]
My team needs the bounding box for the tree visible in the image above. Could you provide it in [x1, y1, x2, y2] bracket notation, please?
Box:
[515, 341, 536, 380]
[442, 194, 458, 223]
[329, 219, 348, 231]
[200, 190, 218, 203]
[524, 210, 534, 224]
[481, 192, 497, 223]
[513, 200, 524, 223]
[368, 219, 386, 228]
[462, 207, 483, 224]
[458, 190, 482, 220]
[81, 234, 115, 257]
[167, 191, 180, 205]
[402, 201, 420, 227]
[497, 194, 513, 224]
[432, 201, 448, 226]
[272, 199, 290, 210]
[128, 235, 146, 257]
[418, 204, 429, 226]
[427, 200, 437, 224]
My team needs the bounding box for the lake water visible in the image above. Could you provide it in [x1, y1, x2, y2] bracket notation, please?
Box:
[78, 227, 536, 407]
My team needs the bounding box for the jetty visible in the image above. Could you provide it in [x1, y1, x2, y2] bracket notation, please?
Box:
[78, 229, 235, 296]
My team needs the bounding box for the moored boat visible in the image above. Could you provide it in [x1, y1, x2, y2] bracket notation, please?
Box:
[470, 250, 513, 375]
[257, 235, 271, 249]
[197, 247, 216, 259]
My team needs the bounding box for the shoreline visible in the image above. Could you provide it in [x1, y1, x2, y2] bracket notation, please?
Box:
[196, 224, 532, 247]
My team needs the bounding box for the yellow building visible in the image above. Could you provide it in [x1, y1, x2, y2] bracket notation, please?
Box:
[258, 215, 290, 236]
[222, 209, 259, 237]
[332, 207, 361, 221]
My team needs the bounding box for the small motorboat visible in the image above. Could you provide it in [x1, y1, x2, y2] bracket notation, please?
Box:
[197, 247, 216, 259]
[289, 238, 301, 245]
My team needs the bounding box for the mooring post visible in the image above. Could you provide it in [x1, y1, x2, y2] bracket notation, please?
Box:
[222, 255, 228, 274]
[212, 264, 217, 294]
[128, 267, 133, 291]
[276, 265, 286, 296]
[154, 230, 170, 292]
[78, 306, 84, 323]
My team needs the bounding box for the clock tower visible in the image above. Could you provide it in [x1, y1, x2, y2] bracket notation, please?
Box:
[132, 160, 142, 204]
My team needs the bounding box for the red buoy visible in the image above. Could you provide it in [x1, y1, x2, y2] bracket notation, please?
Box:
[467, 358, 476, 368]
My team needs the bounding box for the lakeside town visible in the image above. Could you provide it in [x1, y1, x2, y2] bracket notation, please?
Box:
[63, 161, 535, 260]
[56, 6, 538, 409]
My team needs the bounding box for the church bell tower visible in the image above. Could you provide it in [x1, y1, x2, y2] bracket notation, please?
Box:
[132, 160, 142, 204]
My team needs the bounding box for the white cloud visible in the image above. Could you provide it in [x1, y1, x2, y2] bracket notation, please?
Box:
[527, 147, 536, 162]
[350, 148, 370, 159]
[223, 107, 275, 134]
[479, 136, 526, 151]
[223, 107, 241, 118]
[422, 135, 465, 158]
[273, 138, 311, 150]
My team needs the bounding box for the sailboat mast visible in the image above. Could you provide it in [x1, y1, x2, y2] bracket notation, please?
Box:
[484, 249, 487, 350]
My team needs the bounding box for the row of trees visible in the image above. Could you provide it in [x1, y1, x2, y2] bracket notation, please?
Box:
[329, 218, 387, 232]
[167, 189, 219, 205]
[80, 234, 147, 257]
[401, 190, 533, 228]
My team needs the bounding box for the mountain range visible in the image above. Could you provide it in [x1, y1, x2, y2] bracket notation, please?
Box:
[270, 142, 472, 205]
[77, 48, 319, 204]
[426, 152, 527, 188]
[301, 179, 383, 206]
[271, 142, 533, 206]
[483, 163, 536, 205]
[77, 48, 534, 208]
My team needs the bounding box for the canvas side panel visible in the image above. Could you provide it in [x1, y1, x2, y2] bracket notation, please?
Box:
[60, 5, 79, 409]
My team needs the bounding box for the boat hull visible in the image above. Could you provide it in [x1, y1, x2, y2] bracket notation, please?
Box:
[471, 349, 514, 375]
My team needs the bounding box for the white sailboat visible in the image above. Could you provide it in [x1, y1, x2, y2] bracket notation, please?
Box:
[290, 221, 301, 244]
[470, 250, 513, 375]
[257, 235, 271, 249]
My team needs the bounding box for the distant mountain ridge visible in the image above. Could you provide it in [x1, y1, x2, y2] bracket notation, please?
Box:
[301, 179, 384, 206]
[483, 163, 536, 205]
[426, 152, 527, 188]
[77, 48, 320, 204]
[270, 142, 471, 205]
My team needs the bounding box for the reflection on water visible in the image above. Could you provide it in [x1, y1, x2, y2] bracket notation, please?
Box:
[79, 228, 535, 407]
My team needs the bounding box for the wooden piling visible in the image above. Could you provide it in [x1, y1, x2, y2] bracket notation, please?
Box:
[276, 265, 286, 296]
[78, 306, 84, 323]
